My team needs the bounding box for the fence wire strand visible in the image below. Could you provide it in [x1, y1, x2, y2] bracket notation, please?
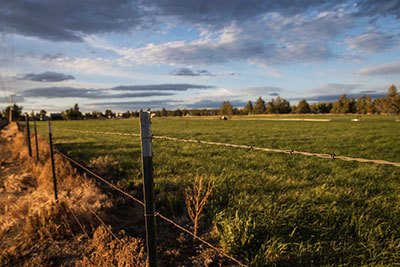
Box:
[63, 129, 400, 167]
[56, 149, 248, 266]
[64, 204, 90, 238]
[85, 204, 123, 244]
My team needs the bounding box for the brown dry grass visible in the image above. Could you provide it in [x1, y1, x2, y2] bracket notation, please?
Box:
[76, 225, 146, 267]
[0, 123, 146, 266]
[185, 175, 215, 239]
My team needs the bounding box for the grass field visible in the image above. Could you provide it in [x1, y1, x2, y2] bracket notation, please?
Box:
[37, 115, 400, 266]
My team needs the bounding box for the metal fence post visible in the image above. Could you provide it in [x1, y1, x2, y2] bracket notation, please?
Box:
[48, 122, 58, 201]
[25, 114, 32, 157]
[33, 118, 39, 161]
[139, 111, 158, 267]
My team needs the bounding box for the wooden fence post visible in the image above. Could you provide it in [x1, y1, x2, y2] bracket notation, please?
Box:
[33, 118, 39, 161]
[139, 111, 158, 267]
[48, 122, 58, 201]
[25, 114, 32, 157]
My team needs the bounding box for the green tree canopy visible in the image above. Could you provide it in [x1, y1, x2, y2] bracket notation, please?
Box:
[356, 95, 373, 114]
[243, 100, 254, 115]
[3, 104, 23, 121]
[161, 107, 168, 117]
[220, 101, 233, 116]
[295, 99, 312, 114]
[266, 97, 291, 114]
[331, 95, 356, 114]
[62, 103, 83, 120]
[385, 84, 400, 114]
[254, 97, 266, 114]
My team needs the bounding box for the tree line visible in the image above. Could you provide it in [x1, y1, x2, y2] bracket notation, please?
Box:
[1, 85, 399, 120]
[220, 84, 400, 116]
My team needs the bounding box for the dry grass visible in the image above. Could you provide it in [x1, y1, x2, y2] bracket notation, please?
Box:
[88, 155, 120, 180]
[185, 175, 215, 239]
[76, 225, 146, 267]
[0, 123, 146, 266]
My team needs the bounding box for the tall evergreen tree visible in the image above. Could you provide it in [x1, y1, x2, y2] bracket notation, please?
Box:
[266, 97, 291, 114]
[243, 100, 254, 115]
[385, 84, 400, 114]
[254, 97, 266, 114]
[331, 95, 351, 114]
[161, 107, 168, 116]
[356, 95, 373, 114]
[296, 99, 312, 114]
[220, 101, 233, 116]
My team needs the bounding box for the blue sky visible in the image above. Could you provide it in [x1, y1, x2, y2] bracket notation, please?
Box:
[0, 0, 399, 112]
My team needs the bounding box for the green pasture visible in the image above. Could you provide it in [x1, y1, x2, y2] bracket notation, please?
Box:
[36, 115, 400, 266]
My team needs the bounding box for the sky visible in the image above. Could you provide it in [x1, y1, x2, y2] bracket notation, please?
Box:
[0, 0, 399, 112]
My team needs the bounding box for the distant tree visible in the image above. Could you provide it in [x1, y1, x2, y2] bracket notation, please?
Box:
[38, 109, 47, 120]
[254, 97, 266, 114]
[3, 104, 23, 121]
[174, 109, 183, 116]
[62, 103, 83, 120]
[121, 111, 132, 118]
[373, 98, 386, 114]
[295, 99, 312, 114]
[220, 101, 233, 116]
[266, 97, 291, 114]
[331, 95, 354, 114]
[105, 109, 115, 118]
[243, 100, 254, 115]
[356, 95, 373, 114]
[310, 102, 332, 113]
[84, 112, 92, 119]
[385, 84, 400, 114]
[161, 107, 168, 117]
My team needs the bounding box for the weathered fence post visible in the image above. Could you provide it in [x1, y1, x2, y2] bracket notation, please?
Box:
[25, 114, 32, 157]
[48, 122, 58, 201]
[139, 111, 158, 267]
[33, 118, 39, 161]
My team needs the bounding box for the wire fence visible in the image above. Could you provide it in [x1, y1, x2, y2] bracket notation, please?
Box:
[63, 128, 400, 168]
[15, 120, 248, 266]
[14, 117, 400, 266]
[56, 150, 247, 266]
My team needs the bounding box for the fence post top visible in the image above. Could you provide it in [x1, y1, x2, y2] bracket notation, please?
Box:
[140, 112, 152, 138]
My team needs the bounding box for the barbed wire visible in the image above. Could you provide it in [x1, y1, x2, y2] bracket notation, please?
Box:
[57, 151, 145, 207]
[63, 129, 400, 168]
[85, 204, 123, 244]
[56, 149, 248, 266]
[64, 204, 90, 238]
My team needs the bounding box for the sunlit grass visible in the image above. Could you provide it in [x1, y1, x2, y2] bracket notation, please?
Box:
[36, 115, 400, 265]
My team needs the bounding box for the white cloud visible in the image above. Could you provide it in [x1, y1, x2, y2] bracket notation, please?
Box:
[309, 83, 361, 95]
[347, 31, 397, 53]
[356, 61, 400, 76]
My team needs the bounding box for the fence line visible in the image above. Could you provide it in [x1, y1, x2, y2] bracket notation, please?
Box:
[85, 204, 123, 244]
[63, 128, 400, 168]
[56, 149, 247, 266]
[65, 204, 90, 238]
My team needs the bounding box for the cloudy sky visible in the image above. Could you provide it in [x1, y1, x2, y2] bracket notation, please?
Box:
[0, 0, 399, 112]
